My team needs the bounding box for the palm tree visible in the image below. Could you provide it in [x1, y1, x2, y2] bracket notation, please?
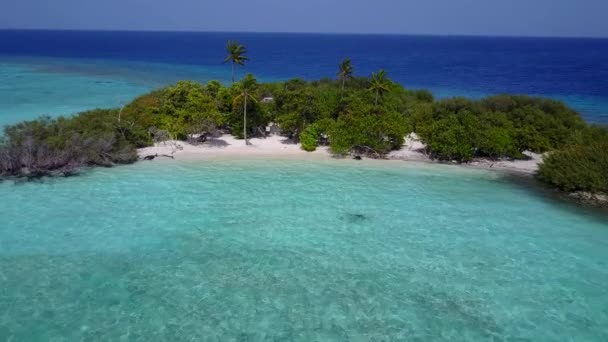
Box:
[224, 41, 249, 83]
[369, 69, 391, 106]
[233, 74, 258, 145]
[337, 58, 353, 96]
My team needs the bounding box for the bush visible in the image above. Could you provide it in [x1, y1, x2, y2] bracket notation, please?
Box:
[417, 95, 585, 161]
[537, 127, 608, 193]
[0, 111, 138, 178]
[328, 110, 408, 157]
[300, 123, 321, 152]
[157, 81, 225, 139]
[272, 79, 321, 139]
[0, 79, 233, 179]
[423, 115, 475, 161]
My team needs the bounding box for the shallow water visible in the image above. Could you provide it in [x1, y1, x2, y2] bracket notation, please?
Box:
[0, 61, 151, 126]
[1, 160, 606, 340]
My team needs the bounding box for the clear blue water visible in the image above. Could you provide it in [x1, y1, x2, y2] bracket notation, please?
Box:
[1, 160, 607, 340]
[1, 30, 608, 126]
[1, 31, 608, 340]
[0, 62, 150, 125]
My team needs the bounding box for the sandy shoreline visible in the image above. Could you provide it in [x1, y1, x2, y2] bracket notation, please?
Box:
[138, 134, 542, 176]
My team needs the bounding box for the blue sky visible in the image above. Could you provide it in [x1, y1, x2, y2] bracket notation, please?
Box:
[2, 0, 607, 37]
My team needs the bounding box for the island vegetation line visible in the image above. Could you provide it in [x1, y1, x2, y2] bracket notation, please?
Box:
[0, 41, 606, 201]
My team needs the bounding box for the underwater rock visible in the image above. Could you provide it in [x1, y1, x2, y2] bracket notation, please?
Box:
[343, 213, 368, 223]
[569, 191, 608, 207]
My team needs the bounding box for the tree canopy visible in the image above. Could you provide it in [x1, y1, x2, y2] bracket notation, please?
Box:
[224, 41, 249, 83]
[369, 69, 391, 106]
[537, 126, 608, 193]
[1, 68, 605, 199]
[337, 58, 353, 95]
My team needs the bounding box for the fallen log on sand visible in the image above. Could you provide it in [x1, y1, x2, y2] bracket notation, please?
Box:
[142, 154, 175, 161]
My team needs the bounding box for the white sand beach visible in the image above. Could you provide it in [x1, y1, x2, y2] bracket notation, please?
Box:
[138, 134, 332, 161]
[138, 133, 542, 175]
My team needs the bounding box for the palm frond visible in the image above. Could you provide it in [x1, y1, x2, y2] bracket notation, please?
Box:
[337, 58, 353, 79]
[225, 40, 248, 66]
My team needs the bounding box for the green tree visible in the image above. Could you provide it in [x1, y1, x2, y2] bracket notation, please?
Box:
[369, 69, 391, 106]
[337, 58, 353, 96]
[224, 41, 249, 83]
[233, 74, 258, 145]
[537, 126, 608, 193]
[422, 114, 476, 162]
[300, 123, 322, 152]
[157, 81, 223, 139]
[538, 142, 608, 193]
[273, 79, 319, 140]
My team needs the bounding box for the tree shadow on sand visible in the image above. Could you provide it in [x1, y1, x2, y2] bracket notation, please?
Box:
[280, 137, 298, 145]
[203, 138, 231, 148]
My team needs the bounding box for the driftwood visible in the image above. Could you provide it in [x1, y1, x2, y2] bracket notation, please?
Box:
[149, 127, 172, 145]
[142, 154, 175, 161]
[352, 145, 382, 159]
[187, 132, 209, 145]
[257, 127, 267, 138]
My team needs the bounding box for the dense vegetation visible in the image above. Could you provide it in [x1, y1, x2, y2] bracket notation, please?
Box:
[0, 110, 138, 177]
[537, 126, 608, 193]
[0, 51, 606, 195]
[411, 95, 586, 161]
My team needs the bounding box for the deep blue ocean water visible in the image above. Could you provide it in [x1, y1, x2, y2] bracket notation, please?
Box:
[1, 30, 608, 125]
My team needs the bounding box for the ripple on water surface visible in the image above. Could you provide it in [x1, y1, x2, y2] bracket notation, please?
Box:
[0, 160, 607, 340]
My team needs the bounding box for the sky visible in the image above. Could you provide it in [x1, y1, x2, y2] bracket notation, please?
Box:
[1, 0, 608, 38]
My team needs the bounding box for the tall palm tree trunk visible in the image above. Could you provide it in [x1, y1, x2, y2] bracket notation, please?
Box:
[243, 95, 248, 145]
[231, 62, 235, 83]
[341, 78, 345, 98]
[375, 91, 379, 106]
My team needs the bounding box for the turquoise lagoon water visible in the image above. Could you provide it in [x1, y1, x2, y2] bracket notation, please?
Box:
[1, 159, 607, 340]
[0, 60, 154, 127]
[0, 62, 151, 127]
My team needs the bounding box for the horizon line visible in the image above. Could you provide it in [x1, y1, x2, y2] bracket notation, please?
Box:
[1, 27, 607, 40]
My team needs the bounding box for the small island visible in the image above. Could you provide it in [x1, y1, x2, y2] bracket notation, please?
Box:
[0, 50, 606, 206]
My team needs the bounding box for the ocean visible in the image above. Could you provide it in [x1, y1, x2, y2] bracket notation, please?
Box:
[1, 30, 608, 126]
[1, 31, 608, 340]
[1, 160, 607, 340]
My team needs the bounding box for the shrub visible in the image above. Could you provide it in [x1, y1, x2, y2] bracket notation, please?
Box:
[300, 123, 321, 152]
[0, 111, 138, 178]
[328, 110, 408, 157]
[537, 127, 608, 193]
[417, 95, 586, 161]
[423, 115, 475, 161]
